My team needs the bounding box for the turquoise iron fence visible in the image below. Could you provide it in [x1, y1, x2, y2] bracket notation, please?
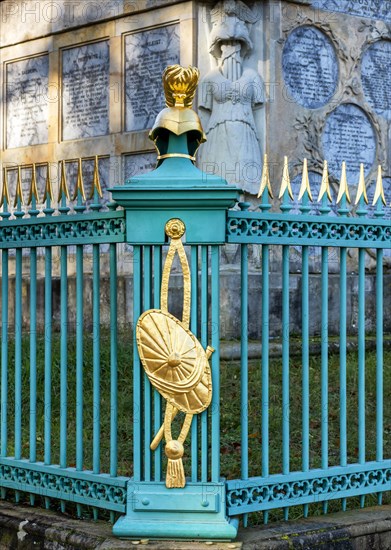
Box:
[0, 71, 390, 540]
[225, 160, 390, 524]
[0, 160, 129, 521]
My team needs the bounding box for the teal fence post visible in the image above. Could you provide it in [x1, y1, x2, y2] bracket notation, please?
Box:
[110, 66, 239, 540]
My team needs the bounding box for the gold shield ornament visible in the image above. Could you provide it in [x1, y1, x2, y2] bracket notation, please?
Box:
[136, 218, 213, 488]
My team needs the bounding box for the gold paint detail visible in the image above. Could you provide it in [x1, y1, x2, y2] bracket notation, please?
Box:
[298, 158, 313, 202]
[355, 163, 368, 205]
[150, 107, 206, 143]
[58, 160, 70, 202]
[150, 65, 206, 143]
[157, 153, 196, 161]
[28, 164, 39, 206]
[1, 167, 10, 208]
[165, 218, 186, 239]
[278, 156, 293, 200]
[372, 165, 386, 207]
[44, 162, 54, 203]
[163, 65, 200, 109]
[136, 218, 213, 488]
[90, 155, 103, 199]
[318, 160, 332, 203]
[160, 236, 190, 329]
[73, 158, 86, 201]
[14, 166, 24, 207]
[337, 161, 351, 204]
[257, 154, 273, 199]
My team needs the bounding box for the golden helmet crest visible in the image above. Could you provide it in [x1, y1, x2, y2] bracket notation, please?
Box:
[149, 65, 206, 146]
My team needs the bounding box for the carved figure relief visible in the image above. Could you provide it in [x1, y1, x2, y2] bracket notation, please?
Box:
[198, 0, 265, 194]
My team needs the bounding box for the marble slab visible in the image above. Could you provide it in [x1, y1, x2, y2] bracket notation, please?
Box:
[322, 103, 376, 183]
[6, 55, 49, 149]
[123, 152, 157, 181]
[361, 40, 391, 120]
[125, 24, 180, 132]
[282, 25, 338, 109]
[314, 1, 391, 23]
[62, 41, 110, 141]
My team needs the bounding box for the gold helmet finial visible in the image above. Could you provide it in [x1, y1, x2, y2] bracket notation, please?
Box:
[163, 65, 200, 108]
[150, 65, 206, 156]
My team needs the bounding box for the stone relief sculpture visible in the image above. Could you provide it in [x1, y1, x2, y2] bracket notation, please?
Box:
[198, 0, 265, 194]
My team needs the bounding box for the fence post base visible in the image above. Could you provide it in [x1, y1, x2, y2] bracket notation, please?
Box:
[113, 481, 238, 540]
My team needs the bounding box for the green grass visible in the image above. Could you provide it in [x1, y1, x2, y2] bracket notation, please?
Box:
[2, 332, 390, 524]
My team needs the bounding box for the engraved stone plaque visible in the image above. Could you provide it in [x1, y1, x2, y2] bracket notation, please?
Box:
[315, 1, 391, 23]
[62, 41, 110, 141]
[322, 104, 376, 182]
[125, 25, 180, 132]
[282, 26, 338, 109]
[361, 40, 391, 120]
[123, 153, 156, 181]
[6, 55, 49, 149]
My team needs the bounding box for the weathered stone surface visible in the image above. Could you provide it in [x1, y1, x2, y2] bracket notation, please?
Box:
[0, 501, 390, 549]
[240, 505, 391, 549]
[315, 0, 391, 23]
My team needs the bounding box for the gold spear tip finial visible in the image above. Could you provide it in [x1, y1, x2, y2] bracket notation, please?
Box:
[298, 158, 313, 202]
[14, 165, 24, 207]
[90, 155, 103, 199]
[318, 160, 332, 203]
[337, 161, 351, 204]
[278, 156, 293, 200]
[372, 165, 386, 206]
[72, 157, 86, 201]
[163, 65, 200, 109]
[44, 161, 54, 203]
[355, 163, 368, 205]
[58, 160, 70, 202]
[28, 163, 39, 206]
[257, 153, 273, 199]
[0, 166, 10, 207]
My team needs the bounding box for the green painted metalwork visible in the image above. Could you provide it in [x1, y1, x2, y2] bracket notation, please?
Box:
[190, 246, 198, 483]
[200, 245, 208, 484]
[110, 243, 118, 479]
[153, 246, 162, 482]
[143, 246, 152, 483]
[227, 211, 390, 247]
[93, 244, 101, 475]
[0, 457, 127, 512]
[226, 461, 391, 515]
[0, 78, 389, 541]
[133, 245, 142, 484]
